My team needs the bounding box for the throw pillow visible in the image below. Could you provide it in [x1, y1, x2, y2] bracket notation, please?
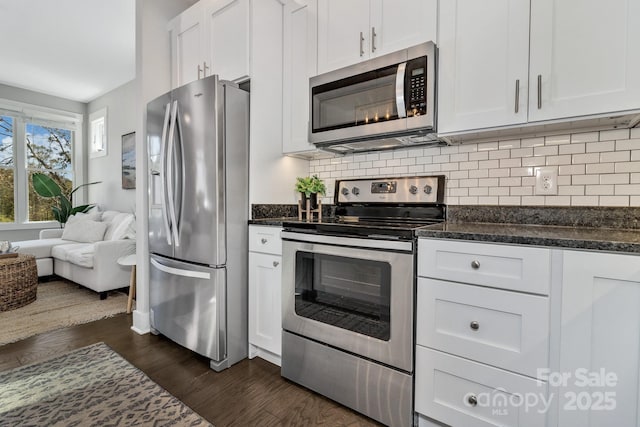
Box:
[67, 208, 102, 224]
[105, 213, 136, 241]
[62, 220, 108, 243]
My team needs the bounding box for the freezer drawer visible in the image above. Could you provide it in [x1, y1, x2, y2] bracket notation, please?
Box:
[150, 254, 226, 363]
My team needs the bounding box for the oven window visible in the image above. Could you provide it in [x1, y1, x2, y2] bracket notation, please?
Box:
[294, 251, 391, 341]
[312, 64, 399, 133]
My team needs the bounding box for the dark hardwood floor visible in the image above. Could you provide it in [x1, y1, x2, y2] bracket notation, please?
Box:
[0, 314, 381, 426]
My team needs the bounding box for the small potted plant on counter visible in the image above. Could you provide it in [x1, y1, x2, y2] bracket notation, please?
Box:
[295, 175, 326, 210]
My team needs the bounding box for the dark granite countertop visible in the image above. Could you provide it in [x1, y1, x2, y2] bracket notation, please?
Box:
[417, 222, 640, 254]
[248, 217, 296, 227]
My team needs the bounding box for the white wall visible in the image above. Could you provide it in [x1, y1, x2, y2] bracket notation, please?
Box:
[132, 0, 198, 334]
[87, 80, 136, 212]
[249, 0, 308, 205]
[310, 128, 640, 207]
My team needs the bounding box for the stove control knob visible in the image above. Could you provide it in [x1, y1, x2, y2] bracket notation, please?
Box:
[352, 187, 360, 196]
[341, 187, 350, 196]
[423, 185, 433, 195]
[409, 185, 418, 195]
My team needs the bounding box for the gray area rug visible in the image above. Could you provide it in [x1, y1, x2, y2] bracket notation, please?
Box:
[0, 342, 212, 426]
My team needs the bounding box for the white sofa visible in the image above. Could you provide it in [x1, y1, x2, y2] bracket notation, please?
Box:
[16, 210, 136, 299]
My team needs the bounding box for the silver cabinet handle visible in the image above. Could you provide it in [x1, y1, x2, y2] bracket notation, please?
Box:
[470, 321, 480, 331]
[467, 394, 478, 407]
[261, 238, 268, 244]
[371, 27, 377, 52]
[197, 64, 203, 79]
[203, 61, 209, 77]
[273, 261, 280, 267]
[514, 79, 520, 113]
[537, 74, 542, 109]
[360, 31, 365, 57]
[471, 260, 481, 269]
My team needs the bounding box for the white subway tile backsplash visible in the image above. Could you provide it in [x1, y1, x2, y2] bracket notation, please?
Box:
[559, 143, 585, 155]
[571, 132, 599, 143]
[545, 134, 571, 145]
[585, 163, 614, 174]
[313, 129, 640, 206]
[600, 129, 630, 141]
[521, 137, 545, 148]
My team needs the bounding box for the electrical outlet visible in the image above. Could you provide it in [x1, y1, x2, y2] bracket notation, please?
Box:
[535, 167, 558, 195]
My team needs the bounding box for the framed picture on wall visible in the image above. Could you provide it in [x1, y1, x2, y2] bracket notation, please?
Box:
[122, 132, 135, 189]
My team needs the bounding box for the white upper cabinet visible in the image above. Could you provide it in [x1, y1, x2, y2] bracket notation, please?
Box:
[169, 0, 250, 89]
[438, 0, 640, 134]
[282, 0, 318, 155]
[169, 3, 205, 89]
[437, 0, 530, 133]
[529, 0, 640, 122]
[317, 0, 436, 74]
[203, 0, 250, 84]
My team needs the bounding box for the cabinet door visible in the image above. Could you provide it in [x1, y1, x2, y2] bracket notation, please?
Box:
[283, 0, 318, 154]
[169, 3, 205, 89]
[369, 0, 436, 57]
[203, 0, 250, 82]
[559, 250, 640, 426]
[317, 0, 370, 73]
[437, 0, 530, 133]
[529, 0, 640, 121]
[248, 252, 282, 357]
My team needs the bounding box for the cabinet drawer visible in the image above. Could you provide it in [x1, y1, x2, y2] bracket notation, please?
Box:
[249, 226, 282, 255]
[418, 239, 550, 294]
[415, 347, 547, 427]
[416, 278, 549, 378]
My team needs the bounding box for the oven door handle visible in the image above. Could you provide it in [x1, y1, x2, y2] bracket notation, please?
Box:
[281, 231, 412, 252]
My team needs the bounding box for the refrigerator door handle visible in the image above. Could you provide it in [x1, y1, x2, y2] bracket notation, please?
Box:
[166, 100, 180, 247]
[159, 102, 172, 246]
[150, 258, 211, 280]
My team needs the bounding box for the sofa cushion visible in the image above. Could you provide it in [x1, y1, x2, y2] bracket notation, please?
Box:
[51, 243, 95, 268]
[16, 238, 69, 259]
[104, 213, 135, 241]
[62, 219, 107, 243]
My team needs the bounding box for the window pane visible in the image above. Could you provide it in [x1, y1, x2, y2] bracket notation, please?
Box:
[28, 170, 72, 222]
[0, 168, 15, 222]
[25, 124, 72, 172]
[0, 116, 13, 167]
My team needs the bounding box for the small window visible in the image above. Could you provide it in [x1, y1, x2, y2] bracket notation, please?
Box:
[90, 107, 107, 158]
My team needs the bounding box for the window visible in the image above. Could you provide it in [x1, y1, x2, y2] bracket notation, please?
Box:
[0, 100, 82, 226]
[90, 108, 107, 158]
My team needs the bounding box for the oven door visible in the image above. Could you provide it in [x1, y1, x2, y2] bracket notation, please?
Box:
[282, 232, 414, 372]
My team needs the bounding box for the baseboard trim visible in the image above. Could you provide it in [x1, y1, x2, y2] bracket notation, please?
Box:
[131, 309, 150, 335]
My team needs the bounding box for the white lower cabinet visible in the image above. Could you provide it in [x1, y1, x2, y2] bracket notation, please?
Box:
[556, 250, 640, 427]
[248, 226, 282, 366]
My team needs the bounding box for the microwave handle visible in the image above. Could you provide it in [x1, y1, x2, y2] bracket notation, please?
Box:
[395, 62, 407, 118]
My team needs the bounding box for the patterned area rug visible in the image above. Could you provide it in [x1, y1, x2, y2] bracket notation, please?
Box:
[0, 280, 128, 346]
[0, 342, 212, 426]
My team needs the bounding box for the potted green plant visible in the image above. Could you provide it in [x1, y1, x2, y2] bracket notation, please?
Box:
[295, 175, 326, 209]
[31, 173, 101, 227]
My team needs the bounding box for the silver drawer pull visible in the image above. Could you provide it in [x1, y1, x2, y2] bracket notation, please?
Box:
[273, 261, 280, 267]
[471, 260, 481, 269]
[470, 321, 480, 331]
[467, 394, 478, 407]
[261, 238, 268, 244]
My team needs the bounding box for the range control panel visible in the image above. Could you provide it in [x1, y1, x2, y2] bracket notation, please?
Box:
[336, 176, 444, 204]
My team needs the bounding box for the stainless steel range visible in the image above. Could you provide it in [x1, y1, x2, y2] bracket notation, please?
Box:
[281, 175, 446, 427]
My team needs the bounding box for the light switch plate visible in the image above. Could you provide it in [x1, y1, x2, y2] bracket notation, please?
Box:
[535, 167, 558, 195]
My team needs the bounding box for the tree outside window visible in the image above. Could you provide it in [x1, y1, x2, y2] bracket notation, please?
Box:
[0, 115, 15, 222]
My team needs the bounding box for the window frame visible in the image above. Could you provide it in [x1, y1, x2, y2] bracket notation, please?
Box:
[0, 99, 84, 231]
[89, 107, 107, 158]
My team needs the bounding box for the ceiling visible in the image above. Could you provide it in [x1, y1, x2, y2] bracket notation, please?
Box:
[0, 0, 136, 103]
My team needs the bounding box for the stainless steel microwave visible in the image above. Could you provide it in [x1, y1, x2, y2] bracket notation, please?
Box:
[309, 42, 439, 153]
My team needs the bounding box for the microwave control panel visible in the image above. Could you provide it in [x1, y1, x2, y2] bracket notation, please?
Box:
[406, 57, 428, 116]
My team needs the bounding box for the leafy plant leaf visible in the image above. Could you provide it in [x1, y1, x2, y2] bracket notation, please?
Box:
[70, 204, 94, 215]
[32, 173, 62, 198]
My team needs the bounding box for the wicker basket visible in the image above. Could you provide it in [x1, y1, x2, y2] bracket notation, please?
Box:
[0, 254, 38, 311]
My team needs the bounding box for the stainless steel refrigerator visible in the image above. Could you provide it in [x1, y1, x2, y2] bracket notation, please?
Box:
[146, 75, 249, 371]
